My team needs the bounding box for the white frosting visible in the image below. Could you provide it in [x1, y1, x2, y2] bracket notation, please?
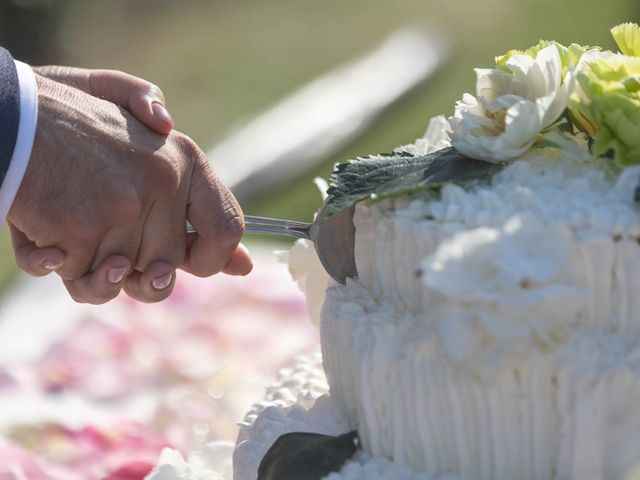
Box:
[146, 443, 234, 480]
[277, 239, 331, 325]
[231, 355, 458, 480]
[325, 452, 458, 480]
[233, 354, 342, 480]
[321, 147, 640, 479]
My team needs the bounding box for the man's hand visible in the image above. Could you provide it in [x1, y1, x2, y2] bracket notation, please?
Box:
[7, 74, 252, 304]
[9, 66, 176, 290]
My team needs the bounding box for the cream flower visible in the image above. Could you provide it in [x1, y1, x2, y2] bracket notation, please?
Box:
[449, 44, 574, 163]
[395, 114, 452, 156]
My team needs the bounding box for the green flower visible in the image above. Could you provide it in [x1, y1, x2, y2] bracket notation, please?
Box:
[611, 22, 640, 56]
[496, 40, 594, 76]
[572, 51, 640, 165]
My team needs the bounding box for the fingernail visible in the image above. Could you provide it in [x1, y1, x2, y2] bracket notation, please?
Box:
[151, 102, 173, 125]
[43, 259, 62, 271]
[108, 266, 129, 284]
[152, 271, 173, 290]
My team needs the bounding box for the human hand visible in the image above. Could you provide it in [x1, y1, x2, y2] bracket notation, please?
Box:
[19, 67, 253, 296]
[8, 74, 252, 304]
[9, 66, 175, 288]
[33, 66, 175, 135]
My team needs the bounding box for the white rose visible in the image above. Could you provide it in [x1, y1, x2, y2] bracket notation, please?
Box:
[395, 114, 452, 156]
[449, 44, 574, 163]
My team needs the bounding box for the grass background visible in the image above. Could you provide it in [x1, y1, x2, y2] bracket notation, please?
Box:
[0, 0, 637, 290]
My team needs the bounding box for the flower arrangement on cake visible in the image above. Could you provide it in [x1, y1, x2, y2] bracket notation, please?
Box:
[148, 23, 640, 480]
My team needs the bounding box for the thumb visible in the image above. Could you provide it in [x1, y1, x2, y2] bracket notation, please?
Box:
[33, 66, 174, 135]
[222, 243, 253, 276]
[88, 69, 174, 135]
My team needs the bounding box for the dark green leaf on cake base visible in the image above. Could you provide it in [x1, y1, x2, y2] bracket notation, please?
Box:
[326, 147, 504, 215]
[257, 430, 359, 480]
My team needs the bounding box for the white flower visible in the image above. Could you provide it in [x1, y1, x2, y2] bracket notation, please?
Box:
[449, 44, 575, 163]
[395, 114, 452, 156]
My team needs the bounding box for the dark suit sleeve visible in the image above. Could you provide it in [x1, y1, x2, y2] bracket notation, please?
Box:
[0, 47, 20, 188]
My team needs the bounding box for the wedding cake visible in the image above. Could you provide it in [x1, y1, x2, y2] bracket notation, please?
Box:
[146, 23, 640, 480]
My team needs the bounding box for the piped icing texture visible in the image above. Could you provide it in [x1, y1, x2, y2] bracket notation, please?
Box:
[321, 147, 640, 479]
[231, 355, 454, 480]
[233, 354, 341, 480]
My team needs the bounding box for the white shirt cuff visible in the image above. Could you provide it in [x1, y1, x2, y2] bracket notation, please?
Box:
[0, 60, 38, 223]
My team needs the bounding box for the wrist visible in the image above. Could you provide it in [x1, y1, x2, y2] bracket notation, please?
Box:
[8, 74, 54, 226]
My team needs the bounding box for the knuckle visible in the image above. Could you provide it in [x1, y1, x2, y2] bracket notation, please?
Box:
[146, 83, 165, 101]
[24, 264, 48, 277]
[105, 68, 123, 77]
[215, 204, 245, 247]
[63, 282, 87, 304]
[173, 132, 203, 165]
[15, 259, 39, 277]
[13, 249, 31, 273]
[106, 69, 136, 87]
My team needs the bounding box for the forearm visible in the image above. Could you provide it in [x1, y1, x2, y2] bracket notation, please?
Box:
[0, 48, 37, 223]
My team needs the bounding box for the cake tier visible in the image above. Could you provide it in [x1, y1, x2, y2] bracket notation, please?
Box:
[321, 154, 640, 479]
[353, 156, 640, 332]
[323, 283, 640, 480]
[232, 354, 452, 480]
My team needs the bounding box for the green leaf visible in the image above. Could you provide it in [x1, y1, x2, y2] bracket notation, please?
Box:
[257, 431, 359, 480]
[326, 147, 504, 215]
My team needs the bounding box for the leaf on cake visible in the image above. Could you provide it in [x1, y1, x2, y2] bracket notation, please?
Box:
[257, 431, 359, 480]
[326, 147, 504, 214]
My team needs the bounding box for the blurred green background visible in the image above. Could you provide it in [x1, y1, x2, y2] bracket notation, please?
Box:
[0, 0, 637, 290]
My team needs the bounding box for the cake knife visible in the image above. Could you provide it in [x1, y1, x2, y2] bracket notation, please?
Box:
[187, 202, 357, 284]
